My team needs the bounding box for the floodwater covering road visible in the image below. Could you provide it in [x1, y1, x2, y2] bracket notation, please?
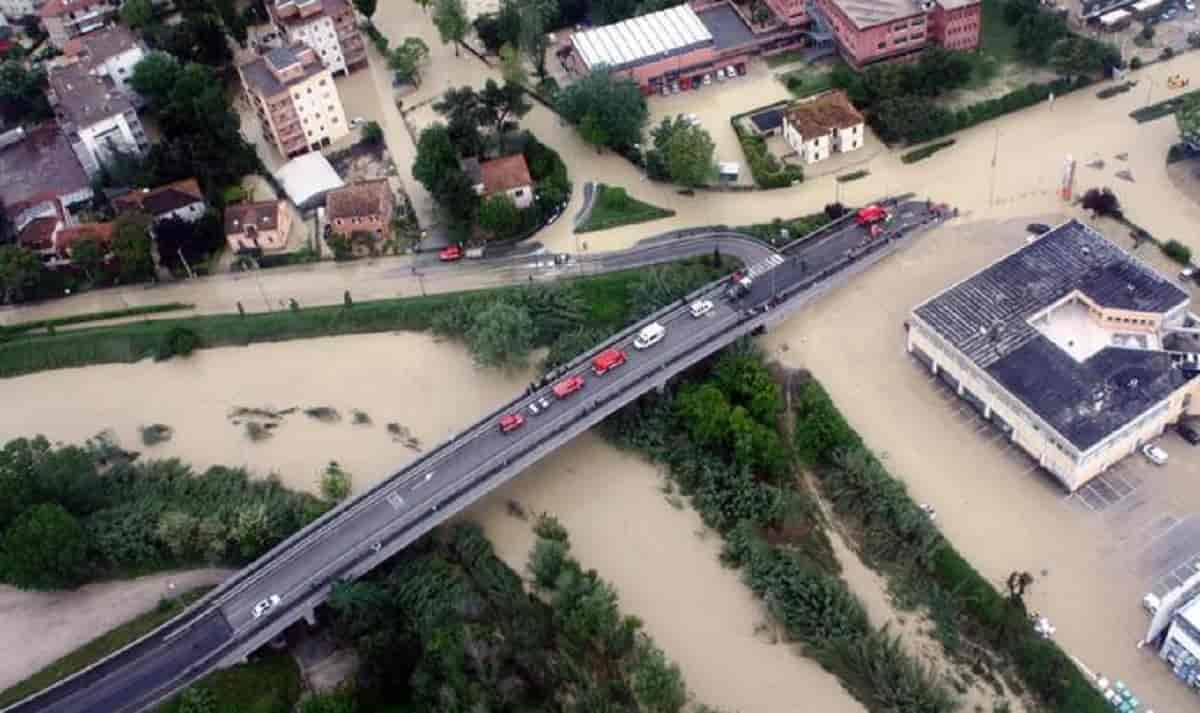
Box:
[0, 331, 867, 713]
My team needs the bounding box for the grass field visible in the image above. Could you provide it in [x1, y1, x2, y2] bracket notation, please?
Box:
[0, 303, 194, 340]
[576, 184, 676, 234]
[780, 67, 837, 98]
[0, 259, 726, 379]
[764, 48, 808, 67]
[0, 588, 212, 709]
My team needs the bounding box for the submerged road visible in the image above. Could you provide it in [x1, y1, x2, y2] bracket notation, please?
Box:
[5, 199, 943, 713]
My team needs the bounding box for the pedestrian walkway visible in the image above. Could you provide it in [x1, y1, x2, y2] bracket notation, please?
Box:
[743, 253, 785, 279]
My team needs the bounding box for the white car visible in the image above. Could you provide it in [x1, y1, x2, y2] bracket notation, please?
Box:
[252, 594, 281, 619]
[349, 117, 366, 128]
[1142, 442, 1169, 466]
[702, 73, 713, 85]
[528, 396, 551, 416]
[690, 299, 714, 318]
[683, 112, 699, 126]
[1181, 266, 1196, 281]
[634, 322, 666, 349]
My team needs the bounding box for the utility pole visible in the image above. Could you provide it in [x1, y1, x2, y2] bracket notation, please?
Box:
[988, 126, 1000, 208]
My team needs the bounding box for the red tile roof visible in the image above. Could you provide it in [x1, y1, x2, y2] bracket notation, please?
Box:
[56, 222, 115, 252]
[326, 179, 391, 220]
[783, 90, 864, 138]
[17, 218, 60, 251]
[113, 178, 204, 216]
[480, 154, 532, 196]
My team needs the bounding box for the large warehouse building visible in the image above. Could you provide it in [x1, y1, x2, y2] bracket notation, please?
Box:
[907, 220, 1200, 492]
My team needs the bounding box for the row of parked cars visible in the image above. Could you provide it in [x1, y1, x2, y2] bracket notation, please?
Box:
[659, 64, 747, 95]
[497, 298, 719, 434]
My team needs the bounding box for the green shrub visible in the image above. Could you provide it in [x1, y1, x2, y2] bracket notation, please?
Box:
[1163, 239, 1193, 265]
[837, 169, 869, 182]
[900, 139, 956, 164]
[733, 126, 804, 188]
[155, 326, 199, 361]
[1130, 56, 1143, 70]
[792, 379, 861, 465]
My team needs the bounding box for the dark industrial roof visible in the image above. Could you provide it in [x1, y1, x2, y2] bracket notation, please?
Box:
[750, 108, 784, 133]
[0, 123, 89, 207]
[988, 340, 1191, 450]
[914, 219, 1192, 451]
[696, 4, 755, 50]
[915, 220, 1187, 369]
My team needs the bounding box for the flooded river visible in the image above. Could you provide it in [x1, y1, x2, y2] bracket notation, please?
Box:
[0, 332, 865, 713]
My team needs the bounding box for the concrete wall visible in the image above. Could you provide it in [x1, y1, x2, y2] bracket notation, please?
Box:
[816, 0, 929, 66]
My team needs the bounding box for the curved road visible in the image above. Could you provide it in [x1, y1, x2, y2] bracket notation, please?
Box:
[5, 200, 942, 713]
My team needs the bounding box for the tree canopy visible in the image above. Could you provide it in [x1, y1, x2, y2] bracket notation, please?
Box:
[651, 117, 716, 186]
[432, 0, 469, 56]
[112, 212, 156, 283]
[353, 0, 378, 17]
[467, 301, 536, 367]
[0, 245, 43, 305]
[478, 193, 523, 238]
[0, 61, 52, 126]
[0, 504, 90, 590]
[389, 37, 430, 87]
[1178, 94, 1200, 149]
[558, 69, 649, 151]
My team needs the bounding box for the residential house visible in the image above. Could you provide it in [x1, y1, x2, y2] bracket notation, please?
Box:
[112, 178, 207, 225]
[225, 200, 292, 253]
[781, 90, 865, 164]
[0, 123, 93, 216]
[812, 0, 980, 68]
[266, 0, 366, 76]
[238, 43, 349, 159]
[476, 154, 534, 209]
[62, 24, 147, 97]
[39, 0, 119, 49]
[325, 179, 394, 245]
[15, 209, 112, 267]
[47, 62, 147, 176]
[52, 220, 113, 265]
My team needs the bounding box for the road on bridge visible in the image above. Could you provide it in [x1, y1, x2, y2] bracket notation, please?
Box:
[5, 200, 940, 713]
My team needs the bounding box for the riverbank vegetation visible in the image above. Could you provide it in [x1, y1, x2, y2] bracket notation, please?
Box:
[0, 257, 735, 379]
[0, 435, 325, 590]
[576, 184, 676, 233]
[212, 520, 697, 713]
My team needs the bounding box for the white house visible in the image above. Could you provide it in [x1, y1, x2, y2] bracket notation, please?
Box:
[267, 0, 367, 76]
[781, 90, 865, 165]
[66, 24, 147, 97]
[47, 62, 146, 176]
[476, 154, 534, 209]
[112, 178, 207, 224]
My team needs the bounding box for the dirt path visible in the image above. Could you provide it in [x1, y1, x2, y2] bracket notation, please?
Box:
[0, 569, 230, 690]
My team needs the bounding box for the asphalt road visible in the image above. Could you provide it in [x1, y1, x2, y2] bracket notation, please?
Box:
[5, 201, 938, 713]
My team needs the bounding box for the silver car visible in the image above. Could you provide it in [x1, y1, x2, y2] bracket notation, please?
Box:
[252, 594, 281, 619]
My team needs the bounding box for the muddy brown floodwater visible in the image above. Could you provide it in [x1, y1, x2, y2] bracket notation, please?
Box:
[0, 332, 869, 713]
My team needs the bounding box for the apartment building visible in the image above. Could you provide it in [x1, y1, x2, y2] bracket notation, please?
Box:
[62, 24, 147, 97]
[781, 89, 865, 164]
[812, 0, 980, 68]
[39, 0, 118, 49]
[907, 220, 1200, 492]
[238, 43, 349, 159]
[267, 0, 366, 76]
[47, 62, 147, 176]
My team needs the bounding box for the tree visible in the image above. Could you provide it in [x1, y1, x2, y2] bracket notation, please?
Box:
[479, 78, 531, 139]
[0, 503, 90, 589]
[1015, 11, 1067, 64]
[517, 0, 556, 78]
[389, 37, 430, 88]
[676, 383, 731, 450]
[413, 124, 462, 192]
[119, 0, 155, 28]
[1180, 94, 1200, 150]
[321, 461, 353, 502]
[1052, 36, 1117, 78]
[466, 301, 535, 367]
[1006, 571, 1034, 606]
[155, 213, 223, 275]
[112, 212, 155, 283]
[558, 69, 649, 151]
[71, 238, 105, 283]
[478, 193, 523, 237]
[353, 0, 378, 18]
[177, 688, 217, 713]
[499, 43, 527, 86]
[651, 117, 715, 186]
[1081, 187, 1121, 218]
[0, 245, 43, 304]
[0, 61, 51, 125]
[130, 51, 181, 104]
[629, 643, 688, 713]
[363, 121, 384, 145]
[433, 86, 486, 156]
[433, 0, 469, 56]
[145, 12, 233, 66]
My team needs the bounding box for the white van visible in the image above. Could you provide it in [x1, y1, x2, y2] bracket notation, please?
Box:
[634, 322, 665, 350]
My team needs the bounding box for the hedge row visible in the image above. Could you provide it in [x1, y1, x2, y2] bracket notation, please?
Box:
[0, 303, 193, 341]
[793, 379, 1109, 713]
[733, 125, 804, 189]
[900, 139, 956, 165]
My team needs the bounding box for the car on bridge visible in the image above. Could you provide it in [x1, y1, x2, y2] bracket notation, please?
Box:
[592, 348, 627, 375]
[634, 323, 665, 350]
[498, 413, 525, 433]
[252, 594, 281, 619]
[439, 245, 463, 262]
[553, 375, 585, 398]
[690, 299, 714, 318]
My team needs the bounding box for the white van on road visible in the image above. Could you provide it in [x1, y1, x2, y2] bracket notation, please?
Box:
[634, 323, 665, 349]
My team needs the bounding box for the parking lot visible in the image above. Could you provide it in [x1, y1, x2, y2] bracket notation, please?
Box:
[768, 215, 1200, 712]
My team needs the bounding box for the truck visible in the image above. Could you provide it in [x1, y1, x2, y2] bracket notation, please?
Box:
[552, 375, 585, 399]
[592, 348, 627, 375]
[856, 204, 889, 227]
[725, 273, 753, 300]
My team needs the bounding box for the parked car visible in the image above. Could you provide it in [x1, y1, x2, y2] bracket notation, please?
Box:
[703, 73, 713, 85]
[634, 322, 665, 349]
[690, 299, 714, 318]
[1142, 442, 1169, 465]
[439, 245, 463, 262]
[498, 413, 525, 433]
[1178, 419, 1200, 445]
[252, 594, 281, 619]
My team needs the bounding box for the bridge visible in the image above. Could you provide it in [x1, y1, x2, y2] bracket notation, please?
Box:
[4, 198, 943, 713]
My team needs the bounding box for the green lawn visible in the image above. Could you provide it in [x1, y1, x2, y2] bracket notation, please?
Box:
[780, 67, 837, 98]
[765, 48, 808, 67]
[576, 184, 676, 234]
[979, 0, 1020, 64]
[0, 302, 194, 340]
[154, 653, 302, 713]
[0, 588, 212, 709]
